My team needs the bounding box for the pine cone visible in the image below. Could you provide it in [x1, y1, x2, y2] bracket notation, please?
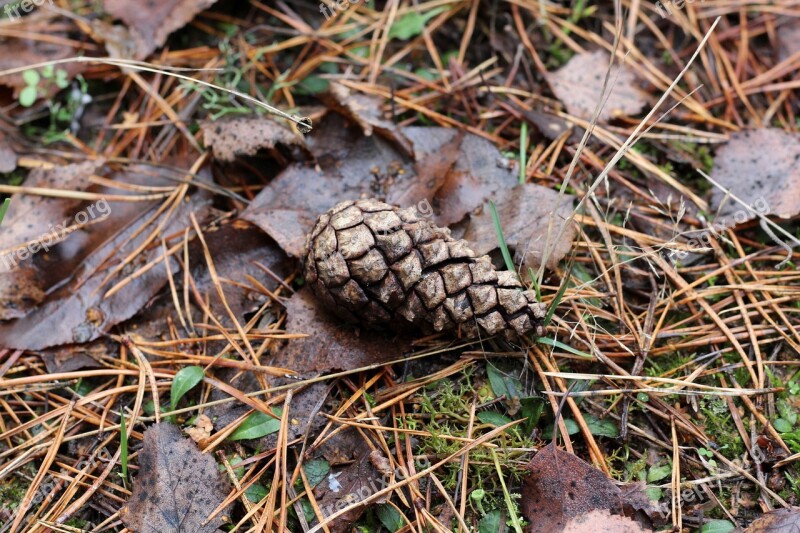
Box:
[304, 199, 547, 339]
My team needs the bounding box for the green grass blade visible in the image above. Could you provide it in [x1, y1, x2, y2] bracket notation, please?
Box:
[120, 414, 129, 486]
[537, 336, 593, 359]
[0, 198, 11, 227]
[489, 200, 515, 274]
[519, 121, 528, 184]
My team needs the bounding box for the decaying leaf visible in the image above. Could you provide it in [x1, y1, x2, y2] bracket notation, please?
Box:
[462, 184, 576, 271]
[562, 509, 651, 533]
[201, 117, 307, 162]
[546, 50, 648, 122]
[744, 506, 800, 532]
[0, 160, 104, 320]
[186, 414, 214, 443]
[0, 33, 81, 96]
[0, 130, 17, 173]
[277, 289, 413, 374]
[313, 437, 387, 533]
[778, 18, 800, 63]
[120, 423, 232, 532]
[0, 165, 213, 350]
[103, 0, 218, 59]
[709, 128, 800, 226]
[522, 443, 657, 533]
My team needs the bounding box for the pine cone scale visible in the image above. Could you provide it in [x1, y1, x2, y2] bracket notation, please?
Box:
[305, 199, 547, 338]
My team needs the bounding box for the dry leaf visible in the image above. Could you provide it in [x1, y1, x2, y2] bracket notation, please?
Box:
[744, 506, 800, 532]
[546, 50, 648, 122]
[462, 184, 576, 271]
[522, 443, 656, 533]
[120, 423, 232, 532]
[0, 130, 17, 174]
[709, 128, 800, 226]
[0, 34, 81, 95]
[186, 414, 214, 443]
[103, 0, 218, 59]
[201, 117, 307, 162]
[563, 510, 651, 533]
[0, 165, 213, 350]
[778, 18, 800, 63]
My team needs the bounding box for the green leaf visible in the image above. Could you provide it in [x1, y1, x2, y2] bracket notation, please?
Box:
[645, 487, 662, 501]
[42, 65, 54, 78]
[19, 86, 38, 107]
[22, 69, 40, 87]
[774, 418, 793, 433]
[376, 504, 404, 532]
[303, 458, 330, 488]
[583, 414, 619, 438]
[542, 418, 580, 438]
[647, 464, 672, 482]
[700, 519, 736, 533]
[520, 397, 545, 430]
[388, 6, 447, 41]
[120, 414, 129, 484]
[486, 363, 522, 401]
[477, 411, 513, 427]
[479, 510, 508, 533]
[245, 483, 268, 503]
[228, 409, 282, 441]
[297, 76, 329, 95]
[777, 399, 797, 426]
[55, 69, 70, 89]
[170, 366, 204, 413]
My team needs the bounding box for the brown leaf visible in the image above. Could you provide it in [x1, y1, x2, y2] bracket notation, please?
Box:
[462, 184, 576, 271]
[0, 161, 104, 319]
[120, 423, 232, 532]
[323, 82, 414, 156]
[0, 166, 213, 350]
[201, 117, 307, 162]
[0, 130, 17, 173]
[314, 438, 386, 533]
[522, 443, 656, 533]
[778, 19, 800, 63]
[744, 506, 800, 532]
[709, 128, 800, 226]
[546, 50, 648, 122]
[0, 34, 81, 95]
[563, 510, 651, 533]
[103, 0, 218, 59]
[276, 288, 412, 374]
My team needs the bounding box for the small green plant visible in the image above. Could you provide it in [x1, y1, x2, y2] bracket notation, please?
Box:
[120, 414, 129, 487]
[19, 65, 69, 107]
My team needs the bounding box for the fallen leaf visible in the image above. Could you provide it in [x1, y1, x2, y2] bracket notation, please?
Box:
[562, 510, 651, 533]
[201, 117, 307, 162]
[313, 437, 387, 533]
[744, 506, 800, 532]
[709, 128, 800, 226]
[103, 0, 219, 59]
[120, 423, 232, 532]
[522, 443, 656, 533]
[462, 184, 576, 271]
[0, 160, 104, 320]
[0, 165, 213, 349]
[0, 130, 17, 173]
[276, 288, 412, 374]
[186, 414, 214, 442]
[778, 18, 800, 63]
[546, 50, 648, 122]
[323, 82, 413, 156]
[0, 33, 81, 96]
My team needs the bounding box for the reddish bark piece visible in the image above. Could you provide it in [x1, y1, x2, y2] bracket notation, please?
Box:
[120, 423, 231, 532]
[709, 128, 800, 226]
[103, 0, 218, 59]
[546, 50, 648, 122]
